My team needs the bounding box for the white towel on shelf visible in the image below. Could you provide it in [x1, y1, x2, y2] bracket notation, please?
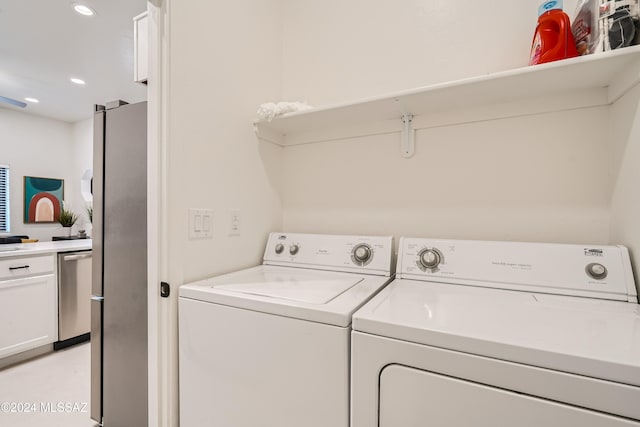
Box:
[256, 101, 313, 122]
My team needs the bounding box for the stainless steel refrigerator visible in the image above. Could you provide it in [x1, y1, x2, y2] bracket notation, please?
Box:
[91, 101, 148, 426]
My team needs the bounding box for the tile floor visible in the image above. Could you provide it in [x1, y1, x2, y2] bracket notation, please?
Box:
[0, 343, 97, 426]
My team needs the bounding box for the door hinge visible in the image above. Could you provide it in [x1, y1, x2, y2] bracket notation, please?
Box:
[160, 281, 170, 298]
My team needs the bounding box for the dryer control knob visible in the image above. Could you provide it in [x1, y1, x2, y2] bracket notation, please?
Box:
[419, 249, 441, 270]
[586, 263, 607, 280]
[275, 243, 284, 254]
[289, 244, 300, 255]
[353, 244, 372, 263]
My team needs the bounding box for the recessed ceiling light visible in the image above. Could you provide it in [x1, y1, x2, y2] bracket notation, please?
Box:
[70, 77, 86, 85]
[73, 3, 95, 16]
[25, 97, 39, 103]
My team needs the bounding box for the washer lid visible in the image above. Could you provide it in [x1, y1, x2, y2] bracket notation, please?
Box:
[214, 268, 363, 304]
[179, 265, 392, 327]
[353, 279, 640, 387]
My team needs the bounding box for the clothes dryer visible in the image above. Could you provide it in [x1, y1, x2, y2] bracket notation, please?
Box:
[352, 237, 640, 427]
[179, 232, 394, 427]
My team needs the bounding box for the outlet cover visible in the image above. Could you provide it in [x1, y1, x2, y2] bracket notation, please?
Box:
[229, 209, 241, 236]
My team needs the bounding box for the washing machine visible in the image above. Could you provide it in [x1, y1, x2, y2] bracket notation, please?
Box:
[179, 232, 394, 427]
[351, 237, 640, 427]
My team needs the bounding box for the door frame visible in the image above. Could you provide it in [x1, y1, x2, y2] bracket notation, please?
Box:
[147, 0, 171, 426]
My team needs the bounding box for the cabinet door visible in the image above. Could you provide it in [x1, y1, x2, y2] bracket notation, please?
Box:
[133, 11, 148, 83]
[0, 274, 57, 358]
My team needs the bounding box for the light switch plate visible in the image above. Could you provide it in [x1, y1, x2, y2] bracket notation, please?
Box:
[189, 208, 213, 239]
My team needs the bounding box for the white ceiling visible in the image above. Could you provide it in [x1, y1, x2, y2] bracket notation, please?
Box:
[0, 0, 147, 123]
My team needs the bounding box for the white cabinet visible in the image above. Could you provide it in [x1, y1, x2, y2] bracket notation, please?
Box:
[0, 254, 57, 358]
[134, 11, 149, 84]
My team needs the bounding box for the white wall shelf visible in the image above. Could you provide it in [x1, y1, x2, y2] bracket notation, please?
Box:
[255, 46, 640, 148]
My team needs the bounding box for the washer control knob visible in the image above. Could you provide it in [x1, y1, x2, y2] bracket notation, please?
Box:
[419, 249, 441, 270]
[275, 243, 284, 254]
[353, 244, 372, 263]
[586, 263, 607, 280]
[289, 244, 300, 256]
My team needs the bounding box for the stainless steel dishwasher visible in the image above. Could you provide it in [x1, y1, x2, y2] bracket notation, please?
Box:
[54, 250, 92, 350]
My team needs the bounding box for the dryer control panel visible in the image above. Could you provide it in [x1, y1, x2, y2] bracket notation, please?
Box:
[263, 233, 394, 276]
[397, 237, 638, 303]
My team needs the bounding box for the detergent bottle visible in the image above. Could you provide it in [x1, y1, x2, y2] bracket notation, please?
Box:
[529, 0, 579, 65]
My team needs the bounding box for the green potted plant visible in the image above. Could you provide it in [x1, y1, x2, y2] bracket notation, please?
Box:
[58, 208, 79, 237]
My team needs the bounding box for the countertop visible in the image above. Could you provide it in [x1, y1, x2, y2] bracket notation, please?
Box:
[0, 240, 92, 258]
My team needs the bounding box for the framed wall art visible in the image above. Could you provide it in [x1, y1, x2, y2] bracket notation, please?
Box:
[23, 176, 64, 223]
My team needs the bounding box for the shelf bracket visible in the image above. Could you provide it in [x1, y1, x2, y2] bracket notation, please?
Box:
[401, 114, 415, 158]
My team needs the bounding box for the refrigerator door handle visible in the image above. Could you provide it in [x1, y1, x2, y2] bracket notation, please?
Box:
[91, 295, 105, 301]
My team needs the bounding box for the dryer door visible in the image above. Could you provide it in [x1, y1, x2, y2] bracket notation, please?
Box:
[379, 365, 640, 426]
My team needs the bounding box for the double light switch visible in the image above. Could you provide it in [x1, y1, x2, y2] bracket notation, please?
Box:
[189, 208, 213, 239]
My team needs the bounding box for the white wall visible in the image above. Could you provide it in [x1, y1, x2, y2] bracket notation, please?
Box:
[281, 0, 577, 106]
[168, 1, 283, 424]
[0, 108, 91, 241]
[282, 105, 612, 244]
[169, 0, 283, 282]
[610, 85, 640, 283]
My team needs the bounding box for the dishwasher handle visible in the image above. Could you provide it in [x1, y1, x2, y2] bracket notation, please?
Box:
[63, 253, 92, 262]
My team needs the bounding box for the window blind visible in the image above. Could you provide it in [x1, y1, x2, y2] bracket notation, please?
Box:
[0, 165, 9, 233]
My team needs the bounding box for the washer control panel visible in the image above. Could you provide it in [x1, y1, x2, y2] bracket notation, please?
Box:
[397, 237, 637, 302]
[264, 233, 393, 276]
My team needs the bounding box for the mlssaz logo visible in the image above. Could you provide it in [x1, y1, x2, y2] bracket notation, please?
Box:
[278, 235, 287, 240]
[584, 248, 604, 257]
